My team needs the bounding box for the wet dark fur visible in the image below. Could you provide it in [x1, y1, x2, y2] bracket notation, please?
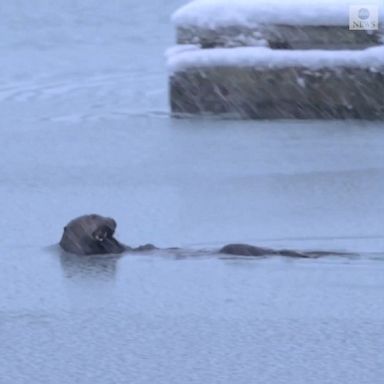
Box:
[60, 214, 126, 255]
[218, 244, 350, 258]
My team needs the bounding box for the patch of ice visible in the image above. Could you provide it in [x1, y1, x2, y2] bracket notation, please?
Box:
[172, 0, 384, 28]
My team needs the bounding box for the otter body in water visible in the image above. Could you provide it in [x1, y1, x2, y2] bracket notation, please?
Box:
[59, 215, 351, 258]
[219, 244, 309, 257]
[218, 244, 346, 258]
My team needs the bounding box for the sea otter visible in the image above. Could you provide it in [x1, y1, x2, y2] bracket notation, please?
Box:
[59, 214, 351, 258]
[60, 214, 157, 255]
[59, 214, 126, 255]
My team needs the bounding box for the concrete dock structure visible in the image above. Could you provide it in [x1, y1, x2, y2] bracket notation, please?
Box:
[168, 0, 384, 119]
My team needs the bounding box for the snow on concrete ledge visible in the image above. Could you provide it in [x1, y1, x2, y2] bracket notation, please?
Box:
[172, 0, 384, 28]
[167, 46, 384, 73]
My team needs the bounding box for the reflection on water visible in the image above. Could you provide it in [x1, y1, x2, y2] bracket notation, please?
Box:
[59, 251, 121, 280]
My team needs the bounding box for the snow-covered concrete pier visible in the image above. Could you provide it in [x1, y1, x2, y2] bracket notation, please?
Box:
[168, 0, 384, 119]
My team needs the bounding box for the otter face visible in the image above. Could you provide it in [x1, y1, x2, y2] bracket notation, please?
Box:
[92, 224, 115, 242]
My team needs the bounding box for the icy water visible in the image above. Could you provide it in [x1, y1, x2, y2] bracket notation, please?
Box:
[1, 1, 384, 383]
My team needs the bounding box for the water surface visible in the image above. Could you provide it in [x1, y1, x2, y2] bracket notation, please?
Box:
[0, 1, 383, 383]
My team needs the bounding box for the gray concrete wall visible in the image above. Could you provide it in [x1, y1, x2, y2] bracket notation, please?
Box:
[170, 66, 384, 119]
[177, 25, 384, 50]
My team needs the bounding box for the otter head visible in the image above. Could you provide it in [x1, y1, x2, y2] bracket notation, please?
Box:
[60, 214, 125, 255]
